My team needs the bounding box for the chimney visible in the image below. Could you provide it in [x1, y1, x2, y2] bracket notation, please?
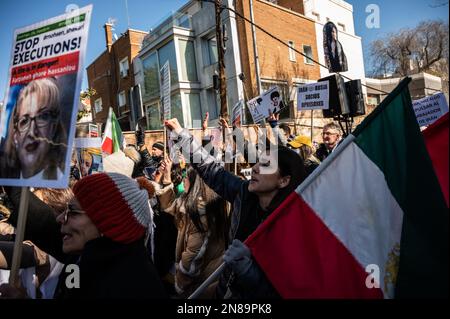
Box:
[104, 23, 113, 52]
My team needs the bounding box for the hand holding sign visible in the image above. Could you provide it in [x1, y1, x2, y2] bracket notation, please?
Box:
[202, 112, 209, 131]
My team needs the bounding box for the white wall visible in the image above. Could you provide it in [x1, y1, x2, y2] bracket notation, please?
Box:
[303, 0, 367, 95]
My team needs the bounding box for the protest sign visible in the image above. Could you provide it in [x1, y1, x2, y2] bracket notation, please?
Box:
[413, 93, 449, 127]
[0, 5, 92, 188]
[74, 137, 102, 178]
[160, 61, 171, 120]
[247, 87, 285, 123]
[88, 123, 99, 137]
[297, 81, 329, 111]
[210, 128, 222, 148]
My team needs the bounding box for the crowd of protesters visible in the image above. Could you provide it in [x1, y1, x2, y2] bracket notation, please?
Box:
[0, 114, 342, 299]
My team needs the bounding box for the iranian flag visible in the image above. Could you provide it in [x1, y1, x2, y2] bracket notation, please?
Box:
[422, 112, 449, 207]
[101, 107, 125, 154]
[245, 78, 448, 299]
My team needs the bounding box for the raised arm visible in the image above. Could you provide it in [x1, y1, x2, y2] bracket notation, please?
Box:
[165, 119, 244, 204]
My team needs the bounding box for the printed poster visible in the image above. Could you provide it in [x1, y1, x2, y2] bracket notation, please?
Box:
[0, 5, 92, 188]
[246, 87, 285, 124]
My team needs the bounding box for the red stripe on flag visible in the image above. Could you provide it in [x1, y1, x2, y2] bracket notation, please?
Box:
[422, 112, 449, 207]
[102, 137, 113, 155]
[245, 192, 384, 299]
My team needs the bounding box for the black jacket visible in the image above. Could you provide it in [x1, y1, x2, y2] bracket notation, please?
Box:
[315, 143, 331, 162]
[132, 148, 161, 178]
[54, 237, 167, 299]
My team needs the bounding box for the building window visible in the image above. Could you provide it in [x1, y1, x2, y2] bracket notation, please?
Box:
[171, 93, 184, 127]
[94, 98, 102, 113]
[177, 14, 191, 29]
[206, 89, 220, 120]
[158, 40, 178, 84]
[367, 95, 379, 106]
[205, 37, 218, 66]
[303, 45, 314, 65]
[179, 39, 198, 81]
[118, 91, 127, 107]
[312, 12, 320, 21]
[143, 52, 159, 98]
[338, 23, 346, 32]
[146, 102, 162, 130]
[184, 92, 202, 128]
[288, 41, 296, 62]
[261, 80, 290, 120]
[119, 57, 129, 78]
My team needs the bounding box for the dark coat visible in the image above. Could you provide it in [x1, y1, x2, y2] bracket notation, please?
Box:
[53, 237, 167, 299]
[132, 148, 159, 178]
[315, 143, 332, 162]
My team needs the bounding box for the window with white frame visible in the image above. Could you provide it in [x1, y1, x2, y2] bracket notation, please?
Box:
[179, 39, 198, 81]
[119, 57, 129, 78]
[206, 89, 220, 120]
[288, 41, 296, 62]
[204, 36, 218, 66]
[303, 45, 314, 65]
[146, 102, 162, 130]
[184, 92, 202, 128]
[312, 12, 320, 21]
[338, 23, 346, 32]
[118, 91, 126, 107]
[94, 98, 102, 113]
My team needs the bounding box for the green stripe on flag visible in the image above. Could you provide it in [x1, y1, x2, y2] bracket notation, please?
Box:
[16, 13, 86, 41]
[352, 77, 448, 298]
[111, 110, 123, 153]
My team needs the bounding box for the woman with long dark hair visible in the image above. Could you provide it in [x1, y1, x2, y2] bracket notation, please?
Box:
[323, 21, 348, 73]
[158, 162, 229, 298]
[164, 118, 306, 299]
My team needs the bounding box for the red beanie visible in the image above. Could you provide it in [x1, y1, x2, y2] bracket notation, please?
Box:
[73, 172, 151, 244]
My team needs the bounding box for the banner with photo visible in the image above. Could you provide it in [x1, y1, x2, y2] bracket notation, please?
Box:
[0, 5, 92, 188]
[246, 87, 285, 124]
[74, 137, 103, 178]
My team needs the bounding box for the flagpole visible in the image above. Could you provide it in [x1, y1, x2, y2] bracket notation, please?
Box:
[8, 187, 30, 287]
[163, 126, 167, 158]
[188, 262, 226, 299]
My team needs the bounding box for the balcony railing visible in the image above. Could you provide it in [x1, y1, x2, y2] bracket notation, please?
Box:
[142, 12, 192, 48]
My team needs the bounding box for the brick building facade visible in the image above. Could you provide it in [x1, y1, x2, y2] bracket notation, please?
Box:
[236, 0, 320, 121]
[87, 25, 147, 131]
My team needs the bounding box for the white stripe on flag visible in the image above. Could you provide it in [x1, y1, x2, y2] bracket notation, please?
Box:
[299, 142, 404, 298]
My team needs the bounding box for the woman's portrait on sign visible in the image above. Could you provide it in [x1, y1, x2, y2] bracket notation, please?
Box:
[323, 22, 348, 73]
[0, 74, 76, 186]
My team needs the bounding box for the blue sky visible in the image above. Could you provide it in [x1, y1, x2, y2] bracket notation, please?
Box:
[0, 0, 448, 102]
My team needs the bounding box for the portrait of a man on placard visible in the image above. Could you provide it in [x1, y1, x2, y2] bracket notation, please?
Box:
[323, 21, 348, 73]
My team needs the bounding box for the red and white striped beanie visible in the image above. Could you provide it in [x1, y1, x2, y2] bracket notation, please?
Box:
[73, 172, 151, 244]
